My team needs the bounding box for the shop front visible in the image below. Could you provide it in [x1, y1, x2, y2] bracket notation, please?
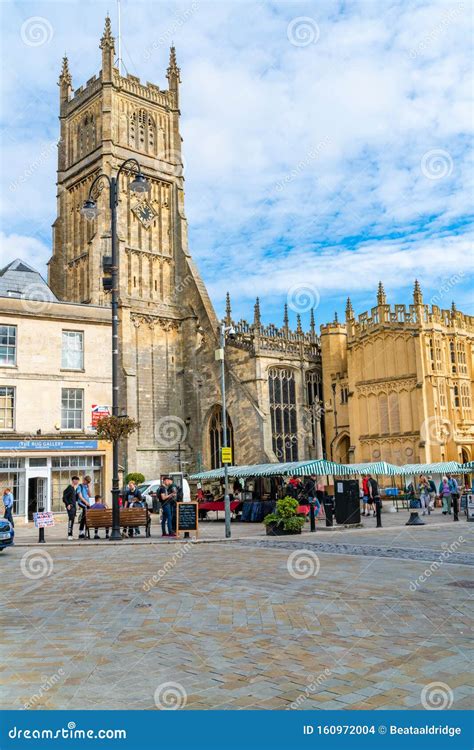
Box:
[0, 439, 111, 522]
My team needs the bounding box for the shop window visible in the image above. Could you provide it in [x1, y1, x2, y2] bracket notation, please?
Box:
[208, 405, 234, 470]
[0, 386, 15, 429]
[61, 388, 84, 430]
[0, 325, 17, 366]
[269, 368, 298, 462]
[62, 330, 84, 370]
[28, 457, 48, 467]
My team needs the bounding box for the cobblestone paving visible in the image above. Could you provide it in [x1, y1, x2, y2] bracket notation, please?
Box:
[1, 524, 472, 712]
[236, 539, 474, 565]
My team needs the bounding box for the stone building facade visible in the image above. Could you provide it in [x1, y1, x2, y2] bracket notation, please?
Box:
[47, 18, 320, 478]
[0, 260, 112, 519]
[320, 282, 474, 466]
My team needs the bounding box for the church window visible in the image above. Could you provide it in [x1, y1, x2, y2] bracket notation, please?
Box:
[453, 385, 460, 408]
[457, 341, 467, 374]
[379, 393, 389, 434]
[388, 392, 400, 433]
[129, 109, 156, 153]
[461, 383, 471, 412]
[435, 339, 442, 370]
[438, 381, 447, 410]
[269, 368, 298, 462]
[305, 370, 321, 407]
[208, 405, 234, 470]
[450, 341, 456, 373]
[428, 338, 434, 370]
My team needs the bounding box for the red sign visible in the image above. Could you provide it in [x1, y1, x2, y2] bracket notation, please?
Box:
[91, 405, 110, 428]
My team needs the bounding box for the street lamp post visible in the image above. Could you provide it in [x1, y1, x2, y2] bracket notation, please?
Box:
[329, 382, 339, 462]
[217, 322, 234, 539]
[81, 158, 149, 541]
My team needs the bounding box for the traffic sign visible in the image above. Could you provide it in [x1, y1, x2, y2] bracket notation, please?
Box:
[221, 447, 232, 464]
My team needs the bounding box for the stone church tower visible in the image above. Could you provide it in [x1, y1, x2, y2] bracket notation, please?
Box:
[48, 18, 321, 477]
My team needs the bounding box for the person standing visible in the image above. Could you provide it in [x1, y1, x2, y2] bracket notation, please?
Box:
[361, 474, 370, 516]
[304, 475, 320, 515]
[63, 476, 81, 540]
[77, 475, 92, 540]
[367, 474, 382, 528]
[447, 474, 460, 521]
[419, 475, 431, 516]
[428, 476, 437, 510]
[3, 488, 14, 528]
[159, 477, 176, 537]
[438, 476, 452, 515]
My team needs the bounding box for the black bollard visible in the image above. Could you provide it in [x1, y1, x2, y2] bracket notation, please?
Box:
[324, 497, 334, 527]
[452, 495, 459, 521]
[406, 500, 425, 526]
[375, 497, 382, 528]
[309, 503, 316, 532]
[38, 506, 45, 543]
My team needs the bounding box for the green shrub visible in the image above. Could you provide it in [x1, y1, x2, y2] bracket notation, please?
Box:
[126, 472, 145, 485]
[263, 495, 305, 532]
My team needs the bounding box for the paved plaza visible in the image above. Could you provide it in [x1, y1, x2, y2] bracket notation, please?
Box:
[1, 514, 473, 711]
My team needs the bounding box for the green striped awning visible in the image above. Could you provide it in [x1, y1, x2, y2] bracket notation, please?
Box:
[462, 462, 474, 471]
[396, 462, 467, 475]
[189, 459, 348, 482]
[340, 461, 403, 476]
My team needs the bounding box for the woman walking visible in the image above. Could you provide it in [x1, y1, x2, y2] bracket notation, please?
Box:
[438, 476, 452, 515]
[419, 475, 431, 515]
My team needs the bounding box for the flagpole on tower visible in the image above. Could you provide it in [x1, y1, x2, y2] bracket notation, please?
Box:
[117, 0, 122, 75]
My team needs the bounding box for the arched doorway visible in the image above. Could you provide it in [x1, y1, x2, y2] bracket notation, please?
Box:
[334, 434, 350, 464]
[208, 405, 235, 470]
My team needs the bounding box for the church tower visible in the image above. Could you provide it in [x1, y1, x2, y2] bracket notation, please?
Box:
[48, 18, 219, 477]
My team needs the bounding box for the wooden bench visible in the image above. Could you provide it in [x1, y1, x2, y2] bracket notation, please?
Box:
[86, 508, 151, 538]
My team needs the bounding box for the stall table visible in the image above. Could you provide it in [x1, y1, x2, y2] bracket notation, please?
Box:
[198, 500, 241, 521]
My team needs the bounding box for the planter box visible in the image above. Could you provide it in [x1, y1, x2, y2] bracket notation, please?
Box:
[265, 522, 302, 536]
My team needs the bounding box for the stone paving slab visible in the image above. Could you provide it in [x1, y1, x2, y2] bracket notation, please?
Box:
[1, 526, 472, 711]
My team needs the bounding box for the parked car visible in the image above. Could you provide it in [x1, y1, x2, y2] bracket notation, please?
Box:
[0, 519, 14, 551]
[137, 474, 191, 511]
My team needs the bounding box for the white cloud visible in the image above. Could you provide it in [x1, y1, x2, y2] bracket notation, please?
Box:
[0, 0, 471, 325]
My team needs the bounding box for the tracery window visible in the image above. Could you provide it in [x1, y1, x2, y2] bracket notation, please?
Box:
[129, 109, 156, 154]
[269, 368, 298, 462]
[209, 405, 234, 471]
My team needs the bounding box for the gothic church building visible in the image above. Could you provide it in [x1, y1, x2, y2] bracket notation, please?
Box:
[48, 19, 322, 478]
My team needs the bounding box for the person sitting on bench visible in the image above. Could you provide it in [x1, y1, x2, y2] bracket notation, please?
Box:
[89, 495, 109, 540]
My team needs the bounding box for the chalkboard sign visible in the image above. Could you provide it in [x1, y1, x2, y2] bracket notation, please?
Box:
[177, 502, 198, 536]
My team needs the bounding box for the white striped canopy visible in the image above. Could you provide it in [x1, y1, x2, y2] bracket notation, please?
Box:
[190, 459, 348, 481]
[395, 461, 467, 476]
[340, 461, 403, 477]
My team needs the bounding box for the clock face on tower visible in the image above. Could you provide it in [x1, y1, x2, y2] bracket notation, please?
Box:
[131, 199, 157, 229]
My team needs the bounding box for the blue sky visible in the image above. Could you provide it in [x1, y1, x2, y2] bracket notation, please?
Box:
[0, 0, 472, 330]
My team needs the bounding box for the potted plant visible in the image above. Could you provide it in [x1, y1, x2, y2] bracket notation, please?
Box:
[263, 496, 306, 536]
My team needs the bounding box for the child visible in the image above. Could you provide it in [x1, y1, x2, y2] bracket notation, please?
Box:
[89, 495, 109, 540]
